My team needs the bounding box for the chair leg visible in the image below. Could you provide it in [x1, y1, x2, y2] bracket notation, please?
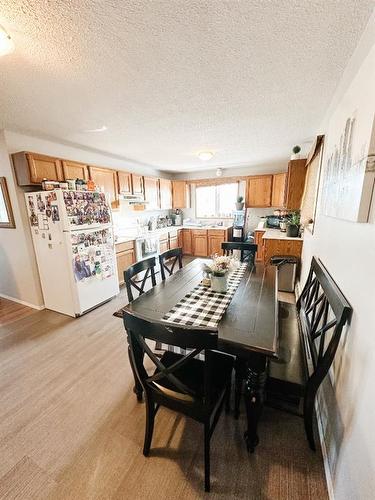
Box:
[234, 358, 245, 419]
[304, 384, 317, 451]
[204, 423, 210, 492]
[128, 345, 143, 401]
[143, 398, 155, 456]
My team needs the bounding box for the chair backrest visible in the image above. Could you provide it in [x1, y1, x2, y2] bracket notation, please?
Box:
[296, 257, 352, 382]
[124, 257, 157, 303]
[123, 311, 218, 402]
[221, 242, 258, 263]
[159, 247, 183, 281]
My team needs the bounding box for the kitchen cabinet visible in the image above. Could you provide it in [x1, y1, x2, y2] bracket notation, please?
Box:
[168, 229, 178, 250]
[88, 166, 119, 209]
[263, 238, 303, 265]
[192, 229, 208, 257]
[172, 180, 188, 209]
[132, 174, 144, 197]
[207, 230, 226, 256]
[271, 173, 287, 208]
[182, 229, 192, 254]
[246, 175, 273, 207]
[254, 230, 266, 262]
[159, 178, 172, 210]
[285, 159, 307, 210]
[144, 177, 160, 210]
[62, 160, 88, 181]
[118, 171, 133, 195]
[177, 229, 183, 248]
[12, 152, 64, 186]
[115, 241, 135, 286]
[159, 233, 169, 254]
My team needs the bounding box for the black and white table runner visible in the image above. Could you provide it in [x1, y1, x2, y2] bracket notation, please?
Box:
[162, 263, 247, 328]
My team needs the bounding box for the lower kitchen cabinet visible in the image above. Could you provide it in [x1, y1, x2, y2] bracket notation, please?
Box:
[207, 230, 226, 256]
[168, 229, 178, 250]
[115, 241, 136, 286]
[254, 230, 266, 262]
[263, 238, 303, 265]
[159, 234, 169, 254]
[182, 229, 192, 254]
[192, 230, 208, 256]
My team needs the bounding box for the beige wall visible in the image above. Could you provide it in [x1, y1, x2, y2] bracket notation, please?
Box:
[300, 12, 375, 500]
[0, 131, 44, 307]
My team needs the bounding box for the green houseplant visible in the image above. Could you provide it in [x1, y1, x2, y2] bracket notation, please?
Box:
[286, 210, 301, 237]
[235, 195, 244, 210]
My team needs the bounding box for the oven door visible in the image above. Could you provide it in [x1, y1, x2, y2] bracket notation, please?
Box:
[135, 237, 160, 262]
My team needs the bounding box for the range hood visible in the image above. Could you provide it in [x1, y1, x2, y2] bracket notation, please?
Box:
[120, 193, 148, 204]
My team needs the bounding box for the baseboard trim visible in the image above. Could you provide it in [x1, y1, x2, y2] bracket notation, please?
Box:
[315, 398, 335, 500]
[0, 293, 45, 310]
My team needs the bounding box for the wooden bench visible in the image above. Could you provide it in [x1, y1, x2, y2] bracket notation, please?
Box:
[266, 257, 352, 450]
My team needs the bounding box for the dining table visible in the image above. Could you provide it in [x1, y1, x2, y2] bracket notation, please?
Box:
[121, 257, 279, 452]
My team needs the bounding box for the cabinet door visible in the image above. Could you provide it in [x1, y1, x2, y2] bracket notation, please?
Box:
[182, 230, 192, 254]
[62, 160, 88, 181]
[172, 181, 187, 209]
[27, 153, 64, 183]
[159, 235, 169, 253]
[144, 177, 160, 210]
[88, 166, 119, 209]
[160, 178, 172, 210]
[254, 230, 265, 262]
[116, 249, 135, 285]
[271, 173, 287, 208]
[132, 174, 144, 196]
[246, 175, 273, 207]
[263, 239, 303, 265]
[285, 160, 307, 210]
[118, 171, 132, 195]
[169, 235, 178, 250]
[208, 235, 224, 256]
[192, 230, 208, 257]
[177, 230, 183, 248]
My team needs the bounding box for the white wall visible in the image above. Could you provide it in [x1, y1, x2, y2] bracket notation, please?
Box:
[0, 131, 44, 307]
[300, 11, 375, 500]
[172, 160, 287, 180]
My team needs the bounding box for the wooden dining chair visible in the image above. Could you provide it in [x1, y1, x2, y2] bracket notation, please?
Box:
[123, 311, 234, 492]
[124, 257, 157, 401]
[159, 247, 183, 281]
[221, 242, 258, 263]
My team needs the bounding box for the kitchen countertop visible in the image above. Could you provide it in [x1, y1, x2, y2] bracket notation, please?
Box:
[115, 225, 231, 244]
[256, 228, 303, 242]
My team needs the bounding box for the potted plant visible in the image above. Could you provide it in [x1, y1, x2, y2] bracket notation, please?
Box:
[202, 255, 238, 293]
[291, 145, 301, 160]
[286, 211, 301, 237]
[235, 196, 244, 210]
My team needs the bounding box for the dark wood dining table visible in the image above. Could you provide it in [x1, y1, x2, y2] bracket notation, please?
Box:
[122, 258, 279, 452]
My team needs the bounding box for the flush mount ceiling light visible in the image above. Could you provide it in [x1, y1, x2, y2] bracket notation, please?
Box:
[0, 25, 15, 57]
[83, 125, 108, 133]
[216, 168, 223, 177]
[197, 151, 214, 161]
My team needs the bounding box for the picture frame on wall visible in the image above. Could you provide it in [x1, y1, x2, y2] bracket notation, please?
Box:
[0, 177, 16, 229]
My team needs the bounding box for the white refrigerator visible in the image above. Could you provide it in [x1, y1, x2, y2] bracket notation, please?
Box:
[25, 190, 119, 317]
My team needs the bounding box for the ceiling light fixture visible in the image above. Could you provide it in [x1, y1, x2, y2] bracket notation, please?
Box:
[0, 25, 15, 57]
[197, 151, 214, 161]
[83, 125, 108, 133]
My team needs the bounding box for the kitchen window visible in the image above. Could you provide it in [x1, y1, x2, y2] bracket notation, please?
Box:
[195, 182, 239, 218]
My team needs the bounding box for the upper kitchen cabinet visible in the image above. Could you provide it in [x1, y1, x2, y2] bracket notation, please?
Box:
[271, 172, 287, 208]
[88, 166, 119, 209]
[285, 159, 307, 210]
[159, 178, 172, 210]
[144, 176, 160, 210]
[12, 152, 64, 186]
[172, 180, 188, 208]
[246, 175, 273, 207]
[131, 174, 145, 197]
[117, 171, 133, 195]
[62, 160, 89, 181]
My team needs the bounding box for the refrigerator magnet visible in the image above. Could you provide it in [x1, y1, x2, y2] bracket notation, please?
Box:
[51, 205, 60, 222]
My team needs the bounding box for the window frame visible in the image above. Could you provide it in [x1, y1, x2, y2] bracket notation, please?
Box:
[194, 181, 239, 219]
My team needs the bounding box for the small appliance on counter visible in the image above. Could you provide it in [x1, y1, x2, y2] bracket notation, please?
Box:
[232, 209, 247, 241]
[172, 209, 183, 226]
[265, 214, 283, 229]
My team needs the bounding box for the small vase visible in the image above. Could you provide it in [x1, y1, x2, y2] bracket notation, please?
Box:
[286, 224, 299, 237]
[235, 202, 244, 210]
[211, 274, 228, 293]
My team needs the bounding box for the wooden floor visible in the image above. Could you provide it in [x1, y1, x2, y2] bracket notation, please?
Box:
[0, 288, 328, 500]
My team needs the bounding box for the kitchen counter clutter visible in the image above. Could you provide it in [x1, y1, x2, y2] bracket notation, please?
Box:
[254, 228, 303, 264]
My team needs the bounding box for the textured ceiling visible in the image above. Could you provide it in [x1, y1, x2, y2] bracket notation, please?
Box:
[0, 1, 373, 172]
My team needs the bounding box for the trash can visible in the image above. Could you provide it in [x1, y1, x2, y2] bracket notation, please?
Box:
[270, 255, 299, 292]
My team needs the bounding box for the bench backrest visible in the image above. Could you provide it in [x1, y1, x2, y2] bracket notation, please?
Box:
[296, 257, 352, 382]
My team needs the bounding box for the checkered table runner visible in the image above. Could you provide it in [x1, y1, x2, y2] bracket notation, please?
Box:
[162, 263, 247, 328]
